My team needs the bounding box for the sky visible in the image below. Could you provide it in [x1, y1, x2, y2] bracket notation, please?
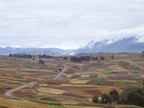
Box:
[0, 0, 144, 49]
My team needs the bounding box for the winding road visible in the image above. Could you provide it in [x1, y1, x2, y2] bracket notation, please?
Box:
[4, 65, 67, 97]
[53, 65, 67, 80]
[4, 82, 37, 97]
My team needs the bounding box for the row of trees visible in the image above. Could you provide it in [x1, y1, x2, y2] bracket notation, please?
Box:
[119, 87, 144, 107]
[92, 88, 144, 107]
[70, 55, 114, 62]
[140, 51, 144, 58]
[92, 89, 119, 104]
[39, 54, 54, 59]
[9, 53, 55, 59]
[9, 53, 32, 59]
[38, 60, 45, 64]
[70, 56, 91, 62]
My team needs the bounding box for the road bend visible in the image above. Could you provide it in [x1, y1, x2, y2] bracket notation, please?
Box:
[53, 65, 67, 80]
[4, 65, 67, 97]
[4, 82, 36, 97]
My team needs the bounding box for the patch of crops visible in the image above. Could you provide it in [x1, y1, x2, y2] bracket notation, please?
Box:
[84, 90, 102, 96]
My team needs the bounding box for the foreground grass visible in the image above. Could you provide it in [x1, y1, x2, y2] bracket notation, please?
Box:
[31, 100, 63, 108]
[0, 97, 50, 108]
[63, 102, 142, 108]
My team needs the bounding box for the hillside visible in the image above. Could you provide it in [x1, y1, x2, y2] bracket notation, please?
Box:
[0, 47, 65, 55]
[0, 98, 51, 108]
[71, 37, 144, 54]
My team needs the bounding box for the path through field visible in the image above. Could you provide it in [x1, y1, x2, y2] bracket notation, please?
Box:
[4, 65, 67, 97]
[4, 82, 36, 97]
[53, 65, 67, 80]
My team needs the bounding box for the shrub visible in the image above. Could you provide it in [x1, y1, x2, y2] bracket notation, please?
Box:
[109, 89, 119, 102]
[39, 60, 45, 64]
[101, 94, 112, 104]
[92, 96, 99, 103]
[119, 88, 144, 107]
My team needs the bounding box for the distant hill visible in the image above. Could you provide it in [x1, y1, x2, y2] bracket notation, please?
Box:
[0, 47, 66, 55]
[1, 36, 144, 55]
[69, 36, 144, 55]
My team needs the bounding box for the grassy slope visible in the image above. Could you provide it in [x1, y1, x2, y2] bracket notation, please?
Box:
[0, 97, 50, 108]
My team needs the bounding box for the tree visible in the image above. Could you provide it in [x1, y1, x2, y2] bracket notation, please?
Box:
[39, 60, 45, 64]
[127, 88, 144, 107]
[100, 56, 105, 60]
[119, 88, 144, 107]
[92, 96, 99, 103]
[9, 54, 13, 57]
[59, 68, 62, 72]
[27, 54, 32, 59]
[109, 89, 119, 102]
[127, 91, 143, 106]
[140, 51, 144, 58]
[111, 55, 114, 59]
[119, 93, 128, 104]
[101, 94, 112, 104]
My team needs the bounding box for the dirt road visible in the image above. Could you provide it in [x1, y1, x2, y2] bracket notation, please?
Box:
[53, 65, 67, 80]
[4, 82, 36, 97]
[4, 65, 67, 97]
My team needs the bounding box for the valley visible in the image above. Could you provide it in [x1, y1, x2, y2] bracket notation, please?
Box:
[0, 52, 144, 108]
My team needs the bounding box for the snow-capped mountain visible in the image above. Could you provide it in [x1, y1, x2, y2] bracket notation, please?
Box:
[0, 36, 144, 55]
[71, 36, 144, 54]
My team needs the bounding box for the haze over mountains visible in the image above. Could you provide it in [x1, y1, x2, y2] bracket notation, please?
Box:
[0, 36, 144, 55]
[0, 47, 66, 55]
[71, 36, 144, 54]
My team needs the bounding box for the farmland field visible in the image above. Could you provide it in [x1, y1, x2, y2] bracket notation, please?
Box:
[0, 53, 144, 108]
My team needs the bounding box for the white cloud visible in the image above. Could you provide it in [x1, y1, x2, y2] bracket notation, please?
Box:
[0, 0, 144, 49]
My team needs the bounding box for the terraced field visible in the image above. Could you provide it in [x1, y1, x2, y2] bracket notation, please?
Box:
[0, 53, 143, 108]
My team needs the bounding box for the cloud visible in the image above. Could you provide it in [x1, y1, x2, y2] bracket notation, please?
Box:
[0, 0, 144, 49]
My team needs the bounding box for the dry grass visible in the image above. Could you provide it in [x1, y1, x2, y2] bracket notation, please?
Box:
[64, 106, 103, 108]
[38, 87, 66, 95]
[37, 93, 49, 97]
[108, 80, 137, 83]
[65, 85, 123, 96]
[70, 79, 89, 84]
[0, 54, 143, 107]
[21, 69, 52, 72]
[37, 92, 56, 97]
[61, 84, 98, 87]
[108, 65, 128, 71]
[61, 101, 80, 105]
[0, 97, 50, 108]
[5, 80, 23, 85]
[95, 86, 123, 94]
[39, 84, 47, 87]
[97, 73, 108, 78]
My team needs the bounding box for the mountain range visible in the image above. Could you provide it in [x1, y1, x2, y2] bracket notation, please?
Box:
[69, 36, 144, 55]
[0, 47, 66, 55]
[0, 36, 144, 55]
